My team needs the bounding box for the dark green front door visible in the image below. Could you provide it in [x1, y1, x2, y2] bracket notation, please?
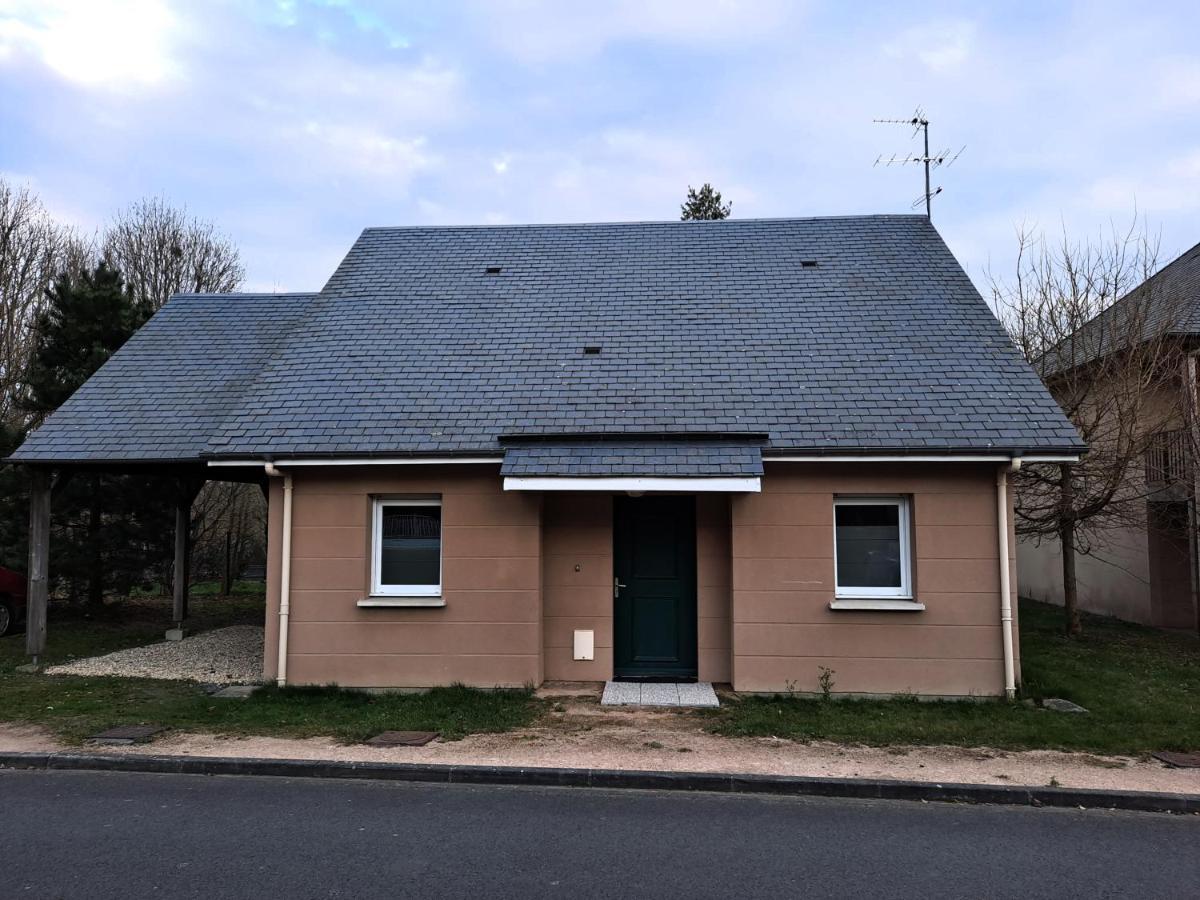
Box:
[613, 496, 697, 680]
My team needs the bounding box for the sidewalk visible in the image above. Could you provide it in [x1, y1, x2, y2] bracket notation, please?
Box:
[2, 690, 1196, 797]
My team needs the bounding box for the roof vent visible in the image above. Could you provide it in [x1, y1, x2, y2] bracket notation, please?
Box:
[484, 265, 502, 274]
[801, 260, 819, 268]
[583, 345, 602, 355]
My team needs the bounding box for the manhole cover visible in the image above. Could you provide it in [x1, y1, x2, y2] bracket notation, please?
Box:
[1152, 751, 1200, 769]
[88, 725, 165, 745]
[364, 731, 439, 747]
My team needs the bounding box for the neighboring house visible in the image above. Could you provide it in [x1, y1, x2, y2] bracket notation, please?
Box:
[1018, 240, 1200, 630]
[11, 216, 1083, 697]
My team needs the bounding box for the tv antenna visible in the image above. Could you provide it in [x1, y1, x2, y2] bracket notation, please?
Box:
[873, 108, 964, 219]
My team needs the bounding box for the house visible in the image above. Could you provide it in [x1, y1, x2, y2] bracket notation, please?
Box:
[1018, 240, 1200, 630]
[10, 215, 1083, 697]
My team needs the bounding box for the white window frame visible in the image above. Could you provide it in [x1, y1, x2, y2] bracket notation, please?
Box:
[370, 497, 442, 598]
[833, 495, 913, 600]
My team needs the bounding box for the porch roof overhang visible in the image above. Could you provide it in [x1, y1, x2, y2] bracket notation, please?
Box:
[502, 475, 761, 492]
[499, 440, 764, 492]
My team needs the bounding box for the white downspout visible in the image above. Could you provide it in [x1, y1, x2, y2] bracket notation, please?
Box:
[265, 463, 293, 686]
[997, 459, 1021, 699]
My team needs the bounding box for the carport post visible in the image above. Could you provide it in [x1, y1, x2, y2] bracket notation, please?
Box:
[26, 467, 51, 663]
[172, 495, 191, 633]
[171, 479, 203, 637]
[172, 502, 188, 627]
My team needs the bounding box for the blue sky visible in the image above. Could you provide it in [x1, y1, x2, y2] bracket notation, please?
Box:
[2, 0, 1198, 294]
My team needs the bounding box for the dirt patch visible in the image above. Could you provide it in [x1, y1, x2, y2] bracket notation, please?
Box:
[0, 724, 60, 752]
[2, 696, 1197, 795]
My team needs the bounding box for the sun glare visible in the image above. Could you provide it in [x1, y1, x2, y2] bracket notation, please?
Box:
[0, 0, 177, 89]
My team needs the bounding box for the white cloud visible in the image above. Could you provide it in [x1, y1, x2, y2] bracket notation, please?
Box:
[4, 0, 1200, 300]
[1156, 57, 1200, 108]
[884, 20, 976, 73]
[1086, 149, 1200, 215]
[0, 0, 178, 90]
[472, 0, 799, 63]
[516, 127, 757, 222]
[298, 122, 437, 180]
[270, 52, 462, 127]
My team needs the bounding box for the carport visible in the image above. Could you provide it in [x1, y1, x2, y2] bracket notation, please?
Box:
[9, 291, 315, 665]
[20, 461, 265, 665]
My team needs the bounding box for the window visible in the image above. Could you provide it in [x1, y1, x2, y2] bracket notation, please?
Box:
[371, 498, 442, 597]
[833, 496, 912, 599]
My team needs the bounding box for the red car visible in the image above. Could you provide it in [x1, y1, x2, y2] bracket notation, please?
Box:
[0, 566, 26, 637]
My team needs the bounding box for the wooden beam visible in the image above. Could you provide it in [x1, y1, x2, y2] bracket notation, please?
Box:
[172, 479, 204, 628]
[172, 499, 190, 627]
[25, 468, 51, 662]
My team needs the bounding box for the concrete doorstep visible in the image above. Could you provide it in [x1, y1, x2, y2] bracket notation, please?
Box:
[601, 681, 720, 708]
[0, 751, 1196, 815]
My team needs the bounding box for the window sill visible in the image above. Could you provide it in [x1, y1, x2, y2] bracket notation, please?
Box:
[357, 596, 446, 608]
[829, 598, 925, 612]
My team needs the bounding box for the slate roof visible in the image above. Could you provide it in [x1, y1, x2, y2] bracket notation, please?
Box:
[1041, 239, 1200, 375]
[10, 215, 1084, 464]
[1123, 239, 1200, 337]
[11, 292, 321, 463]
[500, 441, 765, 478]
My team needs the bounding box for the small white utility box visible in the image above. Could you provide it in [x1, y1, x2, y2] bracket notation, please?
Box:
[573, 629, 595, 661]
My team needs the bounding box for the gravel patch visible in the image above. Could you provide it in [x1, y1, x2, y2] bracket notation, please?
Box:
[44, 626, 264, 684]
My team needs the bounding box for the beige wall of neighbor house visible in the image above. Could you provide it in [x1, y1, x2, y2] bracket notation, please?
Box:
[263, 462, 1014, 696]
[263, 465, 542, 688]
[1017, 355, 1200, 628]
[730, 463, 1016, 697]
[1017, 526, 1153, 624]
[1018, 361, 1199, 629]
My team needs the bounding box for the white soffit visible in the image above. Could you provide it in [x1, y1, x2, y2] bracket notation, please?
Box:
[502, 476, 762, 493]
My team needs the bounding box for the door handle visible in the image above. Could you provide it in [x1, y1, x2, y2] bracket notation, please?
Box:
[614, 577, 627, 599]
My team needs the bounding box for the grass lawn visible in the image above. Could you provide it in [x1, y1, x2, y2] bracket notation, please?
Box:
[709, 600, 1200, 754]
[3, 593, 1196, 754]
[0, 588, 538, 744]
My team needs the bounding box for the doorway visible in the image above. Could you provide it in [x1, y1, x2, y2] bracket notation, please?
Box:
[612, 495, 698, 680]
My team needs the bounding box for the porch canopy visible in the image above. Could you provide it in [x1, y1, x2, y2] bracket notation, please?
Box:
[499, 438, 764, 492]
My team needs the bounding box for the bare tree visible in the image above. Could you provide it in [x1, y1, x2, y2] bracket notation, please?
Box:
[994, 220, 1187, 634]
[101, 197, 245, 313]
[0, 179, 91, 429]
[190, 482, 266, 594]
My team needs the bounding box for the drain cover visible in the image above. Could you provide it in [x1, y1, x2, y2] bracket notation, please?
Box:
[364, 730, 439, 747]
[1042, 698, 1088, 714]
[211, 685, 260, 699]
[1152, 751, 1200, 769]
[88, 725, 165, 745]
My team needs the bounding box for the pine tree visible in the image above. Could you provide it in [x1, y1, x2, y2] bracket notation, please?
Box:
[22, 262, 141, 423]
[680, 183, 732, 221]
[0, 421, 31, 571]
[20, 263, 168, 603]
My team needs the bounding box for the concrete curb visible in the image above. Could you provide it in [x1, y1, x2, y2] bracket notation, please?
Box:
[0, 751, 1196, 814]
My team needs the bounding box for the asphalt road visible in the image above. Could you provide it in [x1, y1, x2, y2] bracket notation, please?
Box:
[4, 770, 1198, 899]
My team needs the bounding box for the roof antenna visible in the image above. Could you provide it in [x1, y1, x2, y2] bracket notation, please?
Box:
[872, 108, 964, 220]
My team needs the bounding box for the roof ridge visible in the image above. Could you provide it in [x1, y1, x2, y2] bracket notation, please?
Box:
[169, 291, 321, 301]
[357, 214, 931, 234]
